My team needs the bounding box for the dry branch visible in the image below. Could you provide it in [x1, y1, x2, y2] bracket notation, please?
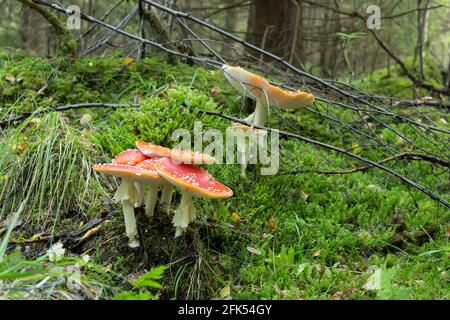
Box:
[283, 152, 450, 175]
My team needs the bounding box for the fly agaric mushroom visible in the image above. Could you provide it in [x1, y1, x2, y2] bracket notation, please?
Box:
[135, 141, 217, 215]
[222, 65, 315, 126]
[133, 158, 166, 220]
[93, 149, 149, 248]
[155, 157, 233, 237]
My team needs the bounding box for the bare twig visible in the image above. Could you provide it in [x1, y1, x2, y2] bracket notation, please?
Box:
[283, 151, 450, 175]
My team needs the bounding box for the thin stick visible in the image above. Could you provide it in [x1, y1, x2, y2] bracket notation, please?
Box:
[283, 151, 450, 175]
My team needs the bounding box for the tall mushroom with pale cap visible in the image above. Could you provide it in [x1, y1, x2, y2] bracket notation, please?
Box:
[93, 149, 149, 248]
[155, 157, 233, 237]
[136, 141, 217, 215]
[222, 65, 315, 126]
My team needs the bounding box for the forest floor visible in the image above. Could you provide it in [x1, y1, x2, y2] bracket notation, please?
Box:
[0, 53, 448, 300]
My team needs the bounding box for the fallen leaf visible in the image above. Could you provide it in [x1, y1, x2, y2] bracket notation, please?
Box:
[80, 113, 93, 125]
[220, 285, 230, 298]
[268, 217, 277, 232]
[231, 212, 241, 224]
[66, 265, 82, 291]
[4, 74, 15, 83]
[210, 86, 220, 97]
[300, 189, 309, 201]
[246, 246, 261, 255]
[364, 267, 382, 290]
[123, 57, 134, 66]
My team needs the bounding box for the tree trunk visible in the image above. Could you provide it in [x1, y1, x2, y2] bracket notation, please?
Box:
[246, 0, 305, 67]
[222, 0, 240, 58]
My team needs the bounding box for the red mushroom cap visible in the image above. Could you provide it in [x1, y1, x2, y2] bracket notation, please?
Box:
[136, 141, 217, 165]
[155, 157, 233, 199]
[93, 151, 163, 183]
[134, 158, 161, 179]
[112, 149, 148, 166]
[93, 163, 146, 179]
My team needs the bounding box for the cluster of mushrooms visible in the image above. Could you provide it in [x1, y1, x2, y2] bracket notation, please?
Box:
[93, 65, 315, 247]
[93, 142, 232, 247]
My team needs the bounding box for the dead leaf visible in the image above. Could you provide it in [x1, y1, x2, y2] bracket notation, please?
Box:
[268, 217, 277, 232]
[246, 246, 261, 255]
[4, 74, 15, 83]
[231, 212, 241, 224]
[80, 113, 93, 125]
[300, 189, 309, 201]
[210, 86, 220, 97]
[220, 285, 231, 298]
[313, 250, 321, 257]
[123, 57, 134, 66]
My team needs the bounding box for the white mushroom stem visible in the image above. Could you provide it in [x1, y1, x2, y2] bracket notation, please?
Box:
[172, 189, 195, 237]
[114, 179, 141, 248]
[134, 182, 144, 208]
[122, 199, 139, 248]
[254, 100, 268, 126]
[144, 185, 159, 219]
[161, 184, 174, 215]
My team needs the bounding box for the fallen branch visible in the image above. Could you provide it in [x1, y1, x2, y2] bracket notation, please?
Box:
[282, 152, 450, 175]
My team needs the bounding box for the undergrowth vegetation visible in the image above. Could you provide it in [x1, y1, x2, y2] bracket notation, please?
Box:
[0, 53, 448, 300]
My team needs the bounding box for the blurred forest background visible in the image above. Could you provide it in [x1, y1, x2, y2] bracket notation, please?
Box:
[2, 0, 449, 91]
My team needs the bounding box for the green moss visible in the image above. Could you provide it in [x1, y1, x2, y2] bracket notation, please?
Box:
[354, 56, 446, 97]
